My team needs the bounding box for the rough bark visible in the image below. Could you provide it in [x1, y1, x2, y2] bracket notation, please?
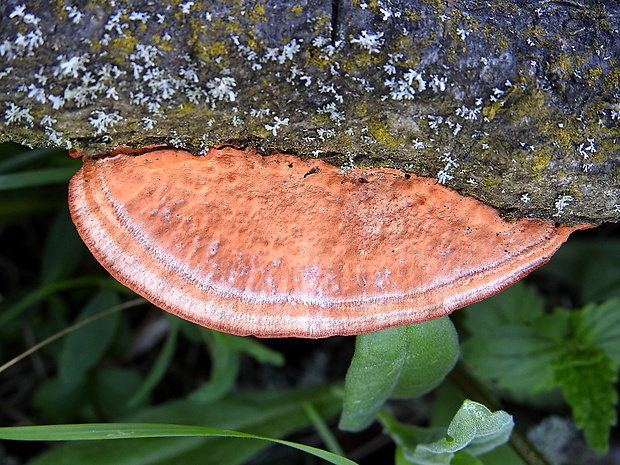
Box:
[1, 0, 619, 224]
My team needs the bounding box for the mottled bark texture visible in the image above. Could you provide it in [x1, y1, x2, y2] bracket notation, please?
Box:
[0, 0, 619, 224]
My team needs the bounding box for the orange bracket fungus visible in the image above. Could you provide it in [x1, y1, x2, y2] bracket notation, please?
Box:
[68, 146, 592, 338]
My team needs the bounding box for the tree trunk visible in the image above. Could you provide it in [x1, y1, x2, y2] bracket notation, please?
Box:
[1, 0, 619, 224]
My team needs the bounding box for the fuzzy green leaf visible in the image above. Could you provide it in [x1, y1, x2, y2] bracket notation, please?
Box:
[552, 347, 618, 455]
[382, 401, 513, 465]
[392, 317, 459, 398]
[417, 401, 513, 457]
[339, 318, 458, 432]
[339, 325, 408, 431]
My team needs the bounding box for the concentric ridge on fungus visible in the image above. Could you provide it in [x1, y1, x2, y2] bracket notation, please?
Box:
[68, 146, 592, 338]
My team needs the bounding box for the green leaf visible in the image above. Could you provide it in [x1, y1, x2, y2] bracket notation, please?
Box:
[382, 401, 513, 465]
[540, 239, 620, 302]
[338, 325, 407, 431]
[0, 146, 70, 173]
[129, 316, 181, 407]
[58, 288, 121, 382]
[552, 347, 618, 455]
[40, 207, 85, 284]
[339, 318, 458, 432]
[0, 276, 118, 329]
[15, 386, 347, 465]
[450, 451, 484, 465]
[95, 368, 144, 420]
[32, 376, 90, 423]
[225, 331, 285, 366]
[463, 290, 620, 455]
[303, 401, 345, 456]
[461, 283, 569, 402]
[429, 401, 513, 457]
[392, 317, 459, 398]
[188, 330, 241, 403]
[189, 328, 285, 404]
[0, 166, 78, 190]
[461, 281, 545, 329]
[571, 298, 620, 366]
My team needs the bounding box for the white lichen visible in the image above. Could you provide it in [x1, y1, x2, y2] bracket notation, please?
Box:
[437, 153, 459, 184]
[206, 76, 237, 102]
[88, 110, 123, 135]
[264, 116, 289, 136]
[4, 102, 34, 125]
[317, 103, 345, 125]
[55, 54, 90, 78]
[554, 195, 573, 216]
[350, 30, 385, 54]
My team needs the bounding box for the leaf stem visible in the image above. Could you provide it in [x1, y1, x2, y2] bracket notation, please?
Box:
[0, 298, 145, 374]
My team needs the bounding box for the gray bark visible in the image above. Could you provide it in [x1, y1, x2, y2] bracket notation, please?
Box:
[1, 0, 619, 224]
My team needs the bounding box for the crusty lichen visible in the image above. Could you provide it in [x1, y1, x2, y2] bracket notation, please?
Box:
[1, 0, 619, 224]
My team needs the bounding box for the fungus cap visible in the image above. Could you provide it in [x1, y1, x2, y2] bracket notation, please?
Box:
[68, 146, 591, 338]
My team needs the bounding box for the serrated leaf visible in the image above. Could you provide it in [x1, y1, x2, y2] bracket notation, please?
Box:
[541, 239, 620, 302]
[461, 282, 545, 331]
[464, 289, 620, 455]
[571, 298, 620, 366]
[461, 283, 569, 402]
[462, 322, 565, 400]
[339, 318, 458, 432]
[552, 347, 618, 455]
[58, 288, 121, 382]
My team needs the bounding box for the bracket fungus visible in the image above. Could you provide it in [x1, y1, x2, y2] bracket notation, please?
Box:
[68, 146, 591, 338]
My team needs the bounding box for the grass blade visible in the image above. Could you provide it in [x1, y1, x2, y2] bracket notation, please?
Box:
[0, 423, 358, 465]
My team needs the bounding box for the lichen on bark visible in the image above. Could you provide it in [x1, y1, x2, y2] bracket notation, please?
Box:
[1, 0, 619, 224]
